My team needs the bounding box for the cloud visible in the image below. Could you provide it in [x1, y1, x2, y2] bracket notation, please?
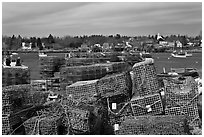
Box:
[2, 2, 202, 37]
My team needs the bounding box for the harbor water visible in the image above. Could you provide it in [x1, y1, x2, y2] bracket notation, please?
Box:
[17, 52, 202, 80]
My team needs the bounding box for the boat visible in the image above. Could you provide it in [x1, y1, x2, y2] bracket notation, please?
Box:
[171, 51, 186, 58]
[12, 52, 18, 55]
[140, 51, 152, 58]
[171, 50, 192, 58]
[39, 52, 47, 57]
[158, 67, 200, 79]
[185, 52, 193, 57]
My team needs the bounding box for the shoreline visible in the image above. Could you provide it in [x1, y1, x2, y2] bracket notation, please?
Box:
[2, 49, 202, 54]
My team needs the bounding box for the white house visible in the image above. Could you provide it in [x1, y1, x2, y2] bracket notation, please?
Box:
[22, 42, 32, 50]
[175, 40, 182, 48]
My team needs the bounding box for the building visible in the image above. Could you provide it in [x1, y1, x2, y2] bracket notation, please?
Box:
[175, 40, 182, 48]
[22, 42, 32, 50]
[102, 43, 111, 51]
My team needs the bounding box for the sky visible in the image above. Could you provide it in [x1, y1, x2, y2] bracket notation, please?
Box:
[2, 2, 202, 37]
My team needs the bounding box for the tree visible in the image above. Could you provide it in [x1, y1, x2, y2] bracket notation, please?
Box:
[115, 34, 121, 39]
[37, 38, 43, 50]
[48, 34, 55, 44]
[30, 37, 37, 49]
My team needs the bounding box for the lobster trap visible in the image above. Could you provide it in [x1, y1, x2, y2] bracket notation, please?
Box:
[39, 56, 65, 79]
[2, 115, 12, 135]
[130, 93, 163, 116]
[165, 103, 201, 127]
[97, 71, 132, 98]
[66, 80, 98, 104]
[132, 58, 160, 97]
[68, 108, 90, 133]
[2, 84, 50, 113]
[2, 105, 13, 115]
[2, 84, 31, 113]
[60, 64, 107, 90]
[115, 115, 188, 135]
[163, 76, 199, 108]
[23, 115, 62, 135]
[61, 97, 105, 135]
[2, 66, 30, 86]
[65, 57, 109, 66]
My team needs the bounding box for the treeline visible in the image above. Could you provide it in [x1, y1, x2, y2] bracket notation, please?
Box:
[2, 33, 202, 50]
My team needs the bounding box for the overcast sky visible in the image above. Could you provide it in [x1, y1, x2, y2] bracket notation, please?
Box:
[2, 2, 202, 37]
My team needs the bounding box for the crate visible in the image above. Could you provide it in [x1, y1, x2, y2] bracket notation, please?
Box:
[40, 71, 55, 79]
[108, 102, 133, 127]
[132, 58, 159, 97]
[2, 113, 25, 135]
[2, 115, 12, 135]
[61, 97, 104, 134]
[97, 71, 132, 98]
[39, 56, 65, 79]
[65, 58, 109, 66]
[66, 80, 98, 104]
[60, 65, 107, 90]
[115, 115, 188, 135]
[2, 66, 30, 86]
[23, 115, 62, 135]
[24, 90, 50, 106]
[2, 105, 13, 115]
[31, 80, 47, 91]
[163, 76, 199, 108]
[165, 103, 201, 127]
[2, 84, 49, 113]
[67, 108, 90, 133]
[130, 93, 163, 116]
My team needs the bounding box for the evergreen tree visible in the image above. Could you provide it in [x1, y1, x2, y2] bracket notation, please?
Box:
[48, 34, 55, 44]
[37, 38, 43, 50]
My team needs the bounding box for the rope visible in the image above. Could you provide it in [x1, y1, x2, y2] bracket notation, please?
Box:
[131, 100, 161, 109]
[9, 120, 27, 135]
[107, 97, 130, 116]
[167, 89, 200, 107]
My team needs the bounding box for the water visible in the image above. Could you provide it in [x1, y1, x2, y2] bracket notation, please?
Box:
[152, 53, 202, 78]
[17, 52, 202, 80]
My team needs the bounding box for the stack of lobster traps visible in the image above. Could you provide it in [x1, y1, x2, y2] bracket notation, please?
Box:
[163, 76, 201, 130]
[39, 56, 65, 79]
[2, 66, 30, 87]
[2, 84, 50, 135]
[65, 58, 109, 66]
[115, 115, 189, 135]
[109, 58, 201, 135]
[60, 62, 131, 90]
[1, 52, 202, 135]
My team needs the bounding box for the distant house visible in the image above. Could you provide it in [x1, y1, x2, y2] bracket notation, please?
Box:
[159, 41, 168, 46]
[144, 39, 154, 47]
[22, 42, 32, 50]
[102, 43, 111, 51]
[94, 44, 101, 47]
[168, 42, 175, 48]
[175, 40, 182, 48]
[156, 33, 165, 41]
[80, 43, 90, 52]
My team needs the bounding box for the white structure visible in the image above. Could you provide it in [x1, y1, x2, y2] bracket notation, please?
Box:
[125, 42, 132, 48]
[94, 44, 101, 47]
[175, 40, 182, 48]
[157, 33, 164, 41]
[159, 41, 168, 46]
[22, 42, 32, 50]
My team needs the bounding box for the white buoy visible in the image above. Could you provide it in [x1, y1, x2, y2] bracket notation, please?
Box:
[163, 67, 166, 73]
